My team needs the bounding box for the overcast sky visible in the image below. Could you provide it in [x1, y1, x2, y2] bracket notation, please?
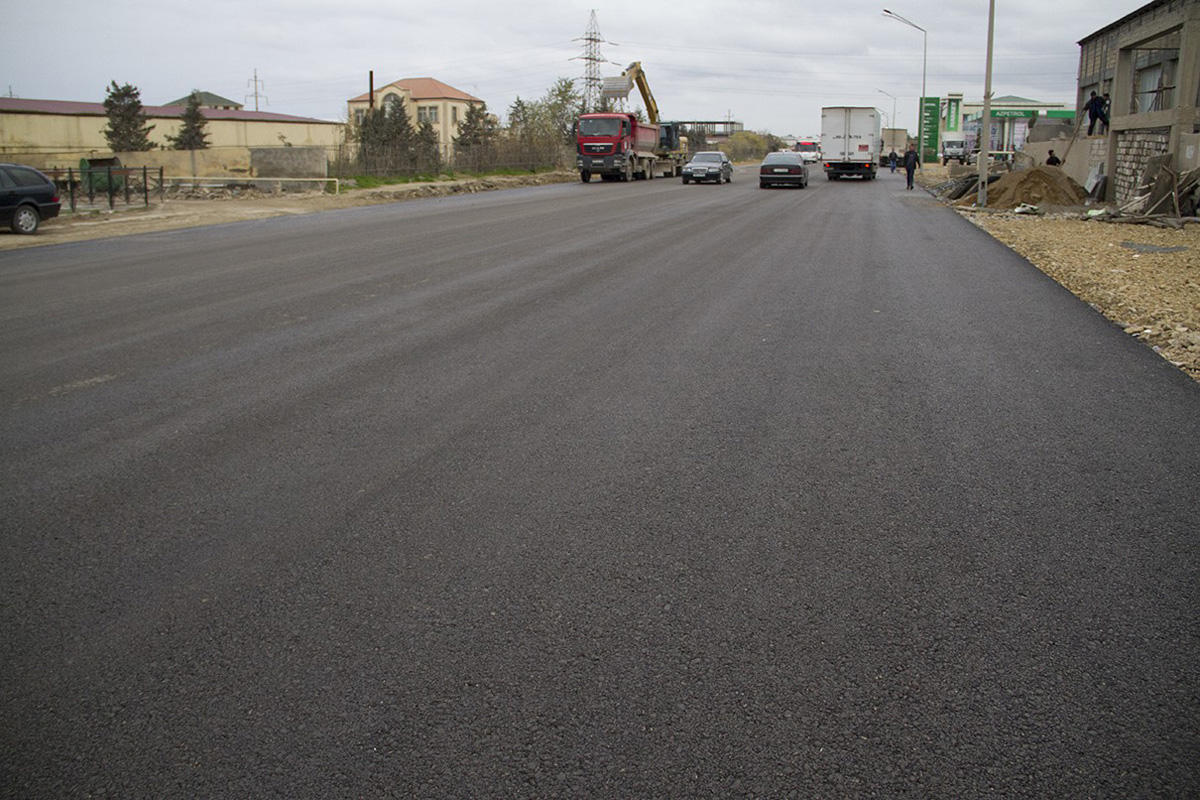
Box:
[7, 0, 1138, 136]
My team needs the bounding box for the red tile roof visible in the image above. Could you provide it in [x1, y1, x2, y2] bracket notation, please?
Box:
[0, 97, 334, 123]
[349, 77, 482, 104]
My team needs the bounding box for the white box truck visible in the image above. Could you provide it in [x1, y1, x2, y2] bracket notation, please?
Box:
[821, 106, 880, 180]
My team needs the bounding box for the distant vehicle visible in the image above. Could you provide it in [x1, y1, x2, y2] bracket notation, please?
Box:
[880, 127, 908, 165]
[0, 163, 61, 234]
[794, 139, 820, 163]
[682, 152, 733, 184]
[820, 106, 880, 180]
[941, 138, 968, 165]
[759, 152, 809, 188]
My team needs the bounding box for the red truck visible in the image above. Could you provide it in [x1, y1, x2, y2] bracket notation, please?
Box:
[575, 113, 676, 182]
[574, 62, 687, 183]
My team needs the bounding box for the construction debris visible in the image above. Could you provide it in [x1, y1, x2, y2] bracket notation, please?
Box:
[955, 166, 1088, 209]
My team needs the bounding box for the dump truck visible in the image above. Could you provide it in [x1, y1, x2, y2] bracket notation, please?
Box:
[820, 106, 880, 180]
[575, 62, 688, 182]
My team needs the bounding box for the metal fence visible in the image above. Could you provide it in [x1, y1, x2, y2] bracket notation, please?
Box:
[42, 166, 165, 212]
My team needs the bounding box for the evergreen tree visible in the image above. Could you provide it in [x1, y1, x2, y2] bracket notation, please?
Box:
[506, 97, 532, 141]
[103, 81, 155, 151]
[357, 96, 417, 172]
[454, 102, 498, 171]
[415, 118, 441, 172]
[166, 91, 210, 150]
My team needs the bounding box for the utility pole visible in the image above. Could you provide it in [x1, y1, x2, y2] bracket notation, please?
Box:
[977, 0, 996, 207]
[245, 69, 267, 111]
[572, 10, 612, 113]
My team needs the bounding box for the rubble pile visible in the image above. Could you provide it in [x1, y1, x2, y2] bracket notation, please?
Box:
[955, 166, 1087, 209]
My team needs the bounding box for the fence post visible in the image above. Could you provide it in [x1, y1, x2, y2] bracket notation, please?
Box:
[87, 169, 95, 205]
[159, 167, 164, 203]
[69, 167, 77, 213]
[124, 169, 131, 205]
[143, 166, 149, 207]
[106, 166, 114, 210]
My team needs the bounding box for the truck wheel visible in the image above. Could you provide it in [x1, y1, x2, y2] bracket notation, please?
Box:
[646, 160, 655, 180]
[580, 170, 591, 183]
[682, 176, 690, 184]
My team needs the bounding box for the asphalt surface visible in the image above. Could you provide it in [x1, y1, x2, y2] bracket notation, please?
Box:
[2, 165, 1198, 798]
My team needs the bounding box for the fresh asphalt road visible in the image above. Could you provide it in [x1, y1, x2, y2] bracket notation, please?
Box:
[2, 165, 1197, 798]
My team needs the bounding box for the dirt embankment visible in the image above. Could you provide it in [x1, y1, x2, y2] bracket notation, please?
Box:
[0, 171, 579, 251]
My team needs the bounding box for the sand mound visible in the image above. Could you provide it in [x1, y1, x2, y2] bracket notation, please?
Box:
[956, 166, 1088, 209]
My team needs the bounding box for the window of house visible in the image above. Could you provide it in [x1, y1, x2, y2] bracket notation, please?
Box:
[355, 109, 364, 125]
[418, 106, 438, 124]
[452, 106, 458, 124]
[384, 93, 402, 111]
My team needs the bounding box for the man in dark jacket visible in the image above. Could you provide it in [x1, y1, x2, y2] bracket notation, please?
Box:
[902, 144, 920, 190]
[1085, 91, 1109, 135]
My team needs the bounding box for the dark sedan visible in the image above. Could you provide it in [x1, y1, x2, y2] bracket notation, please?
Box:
[682, 151, 732, 184]
[759, 152, 809, 189]
[1, 163, 61, 234]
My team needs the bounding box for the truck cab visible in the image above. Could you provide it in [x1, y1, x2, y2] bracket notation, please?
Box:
[941, 139, 967, 165]
[575, 113, 659, 182]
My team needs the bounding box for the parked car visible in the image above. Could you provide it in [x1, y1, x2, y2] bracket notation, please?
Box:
[682, 151, 733, 184]
[1, 163, 61, 234]
[758, 152, 809, 188]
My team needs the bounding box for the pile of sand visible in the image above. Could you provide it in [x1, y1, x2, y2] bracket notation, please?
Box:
[956, 166, 1088, 209]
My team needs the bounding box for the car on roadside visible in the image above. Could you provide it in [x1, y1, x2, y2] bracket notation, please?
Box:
[758, 152, 809, 189]
[1, 163, 61, 234]
[681, 151, 733, 184]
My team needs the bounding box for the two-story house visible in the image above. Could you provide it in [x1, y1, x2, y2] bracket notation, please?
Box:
[347, 77, 483, 160]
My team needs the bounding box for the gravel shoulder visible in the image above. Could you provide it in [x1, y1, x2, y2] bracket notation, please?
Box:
[4, 165, 1197, 381]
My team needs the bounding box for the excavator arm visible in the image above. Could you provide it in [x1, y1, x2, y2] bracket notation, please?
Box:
[600, 61, 660, 125]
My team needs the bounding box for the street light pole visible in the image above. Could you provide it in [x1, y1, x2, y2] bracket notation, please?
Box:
[877, 89, 897, 133]
[883, 9, 927, 162]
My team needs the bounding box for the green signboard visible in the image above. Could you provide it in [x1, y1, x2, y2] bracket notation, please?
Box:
[920, 97, 940, 163]
[945, 97, 961, 132]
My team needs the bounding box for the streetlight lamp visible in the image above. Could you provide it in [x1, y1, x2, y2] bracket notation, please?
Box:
[877, 88, 897, 132]
[883, 9, 927, 163]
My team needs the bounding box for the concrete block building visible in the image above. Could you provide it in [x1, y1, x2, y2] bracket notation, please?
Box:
[1076, 0, 1200, 201]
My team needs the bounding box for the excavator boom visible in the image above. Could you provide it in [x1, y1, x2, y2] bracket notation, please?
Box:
[599, 61, 660, 125]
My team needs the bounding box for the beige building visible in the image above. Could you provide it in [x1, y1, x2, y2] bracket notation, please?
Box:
[0, 97, 343, 159]
[347, 77, 483, 159]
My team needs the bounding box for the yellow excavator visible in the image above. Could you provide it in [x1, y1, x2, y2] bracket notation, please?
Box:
[601, 62, 660, 125]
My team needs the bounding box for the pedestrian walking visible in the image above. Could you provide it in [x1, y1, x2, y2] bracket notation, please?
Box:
[902, 144, 920, 190]
[888, 149, 898, 173]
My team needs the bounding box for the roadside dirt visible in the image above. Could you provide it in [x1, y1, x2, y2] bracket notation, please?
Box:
[0, 171, 579, 250]
[5, 165, 1197, 381]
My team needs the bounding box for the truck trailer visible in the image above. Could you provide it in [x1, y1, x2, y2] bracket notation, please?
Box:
[820, 106, 880, 180]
